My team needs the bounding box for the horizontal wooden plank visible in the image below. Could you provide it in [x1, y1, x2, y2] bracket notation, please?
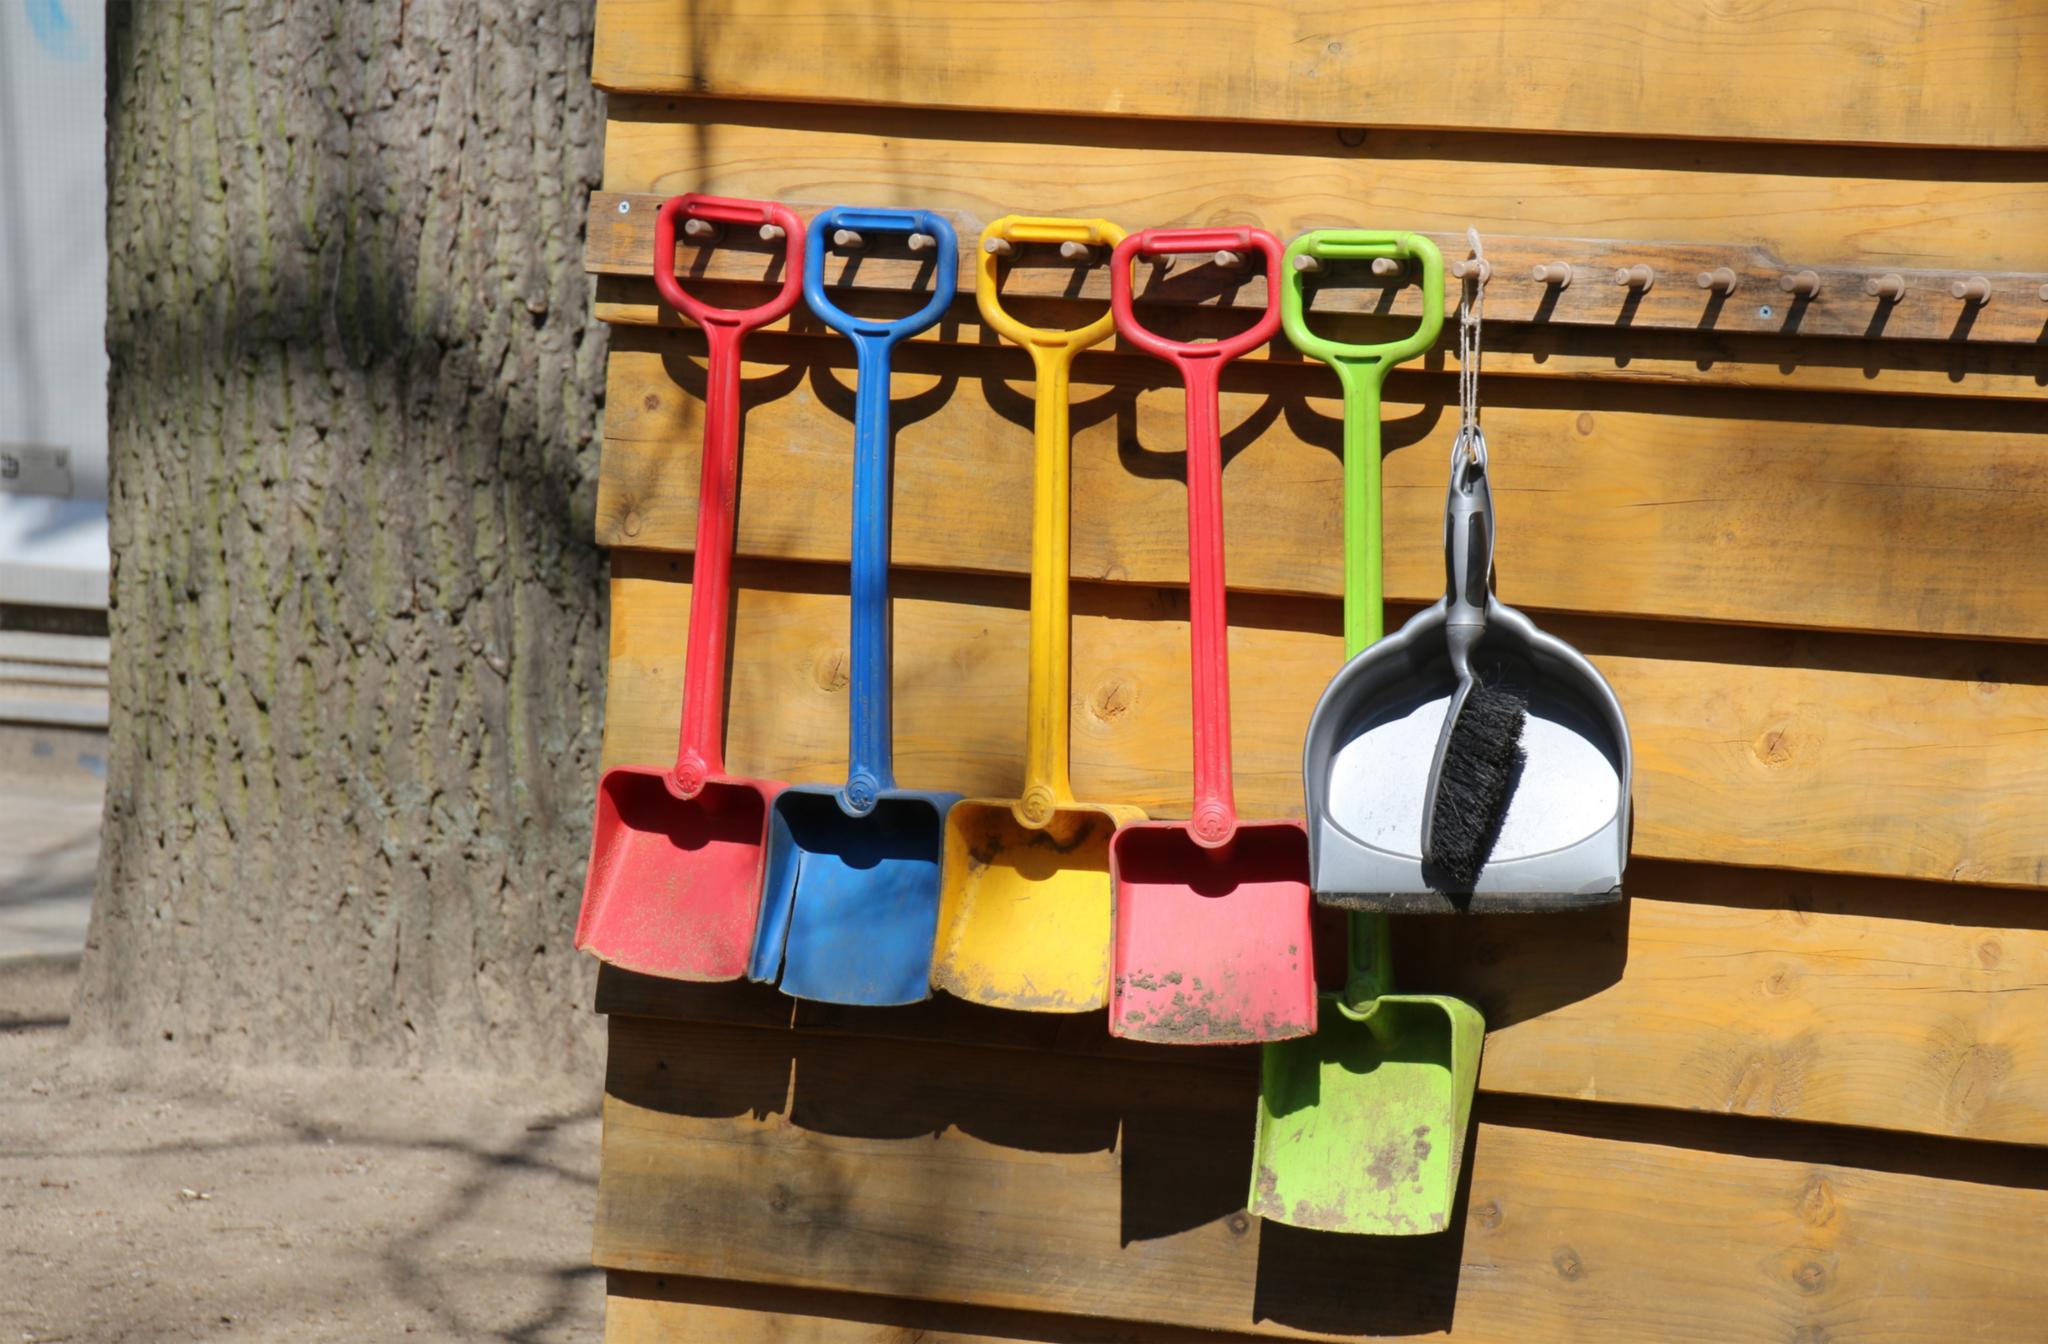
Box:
[591, 0, 2048, 150]
[598, 333, 2048, 643]
[596, 1016, 2048, 1342]
[592, 857, 2048, 1146]
[599, 103, 2048, 273]
[592, 191, 2048, 347]
[601, 558, 2048, 888]
[605, 1272, 1281, 1343]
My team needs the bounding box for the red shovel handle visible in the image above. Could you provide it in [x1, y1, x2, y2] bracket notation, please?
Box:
[652, 195, 806, 331]
[1110, 227, 1284, 847]
[652, 195, 807, 796]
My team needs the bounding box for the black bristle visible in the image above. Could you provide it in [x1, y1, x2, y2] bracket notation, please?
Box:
[1427, 682, 1528, 890]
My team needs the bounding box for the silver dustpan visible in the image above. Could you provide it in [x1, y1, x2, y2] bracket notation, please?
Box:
[1303, 430, 1632, 913]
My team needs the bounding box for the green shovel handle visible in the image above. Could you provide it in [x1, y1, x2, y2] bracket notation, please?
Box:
[1282, 231, 1446, 1010]
[1280, 231, 1446, 657]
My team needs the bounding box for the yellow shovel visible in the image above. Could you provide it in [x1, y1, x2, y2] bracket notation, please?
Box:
[932, 215, 1144, 1012]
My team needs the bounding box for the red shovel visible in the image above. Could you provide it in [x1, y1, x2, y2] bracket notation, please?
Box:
[574, 194, 806, 981]
[1106, 227, 1317, 1044]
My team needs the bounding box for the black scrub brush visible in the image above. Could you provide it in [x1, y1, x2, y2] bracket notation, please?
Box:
[1419, 428, 1526, 890]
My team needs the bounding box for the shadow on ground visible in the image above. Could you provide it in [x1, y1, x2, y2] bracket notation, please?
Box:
[0, 957, 605, 1343]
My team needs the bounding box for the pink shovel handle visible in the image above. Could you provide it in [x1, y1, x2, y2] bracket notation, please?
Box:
[1110, 227, 1285, 847]
[653, 195, 806, 797]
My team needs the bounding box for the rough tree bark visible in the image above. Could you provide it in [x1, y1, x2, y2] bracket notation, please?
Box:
[77, 1, 609, 1070]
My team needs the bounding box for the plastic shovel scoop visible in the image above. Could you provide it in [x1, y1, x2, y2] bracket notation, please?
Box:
[744, 207, 964, 1006]
[1104, 227, 1316, 1045]
[1250, 913, 1483, 1233]
[1305, 427, 1632, 912]
[1251, 227, 1479, 1234]
[575, 194, 806, 981]
[931, 216, 1145, 1013]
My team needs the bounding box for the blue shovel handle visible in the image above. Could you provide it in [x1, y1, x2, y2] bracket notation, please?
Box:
[802, 207, 960, 815]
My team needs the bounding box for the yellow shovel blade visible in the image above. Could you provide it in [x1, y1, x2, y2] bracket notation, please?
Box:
[933, 799, 1143, 1011]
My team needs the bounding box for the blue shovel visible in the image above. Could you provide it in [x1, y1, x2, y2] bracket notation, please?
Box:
[747, 206, 963, 1005]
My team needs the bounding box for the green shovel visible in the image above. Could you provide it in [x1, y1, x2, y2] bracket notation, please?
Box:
[1249, 231, 1483, 1235]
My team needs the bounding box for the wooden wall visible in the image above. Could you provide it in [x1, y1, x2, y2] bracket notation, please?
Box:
[580, 4, 2048, 1340]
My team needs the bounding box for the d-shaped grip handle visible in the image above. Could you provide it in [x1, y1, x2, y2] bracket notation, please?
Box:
[1109, 226, 1284, 365]
[976, 214, 1127, 353]
[652, 194, 806, 332]
[1279, 230, 1445, 370]
[802, 206, 959, 344]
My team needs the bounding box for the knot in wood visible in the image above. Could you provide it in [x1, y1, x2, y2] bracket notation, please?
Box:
[1797, 1174, 1837, 1227]
[813, 647, 851, 692]
[1089, 675, 1136, 723]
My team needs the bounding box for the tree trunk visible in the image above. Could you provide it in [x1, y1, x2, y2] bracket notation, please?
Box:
[77, 0, 609, 1070]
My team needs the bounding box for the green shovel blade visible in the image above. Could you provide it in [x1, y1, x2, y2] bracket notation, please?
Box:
[1250, 989, 1484, 1234]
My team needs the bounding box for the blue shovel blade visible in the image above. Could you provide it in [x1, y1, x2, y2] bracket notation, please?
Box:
[753, 786, 959, 1006]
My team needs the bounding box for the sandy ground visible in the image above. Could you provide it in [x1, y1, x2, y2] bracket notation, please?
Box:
[0, 957, 606, 1343]
[0, 724, 101, 960]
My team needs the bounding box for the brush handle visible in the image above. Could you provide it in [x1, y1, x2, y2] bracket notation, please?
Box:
[1420, 427, 1498, 863]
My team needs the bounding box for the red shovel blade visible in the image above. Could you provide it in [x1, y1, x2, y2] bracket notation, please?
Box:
[575, 764, 780, 981]
[1108, 819, 1317, 1044]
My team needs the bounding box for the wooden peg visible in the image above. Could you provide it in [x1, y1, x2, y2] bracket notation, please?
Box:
[1292, 254, 1324, 274]
[1212, 250, 1246, 268]
[1612, 264, 1655, 292]
[906, 232, 937, 253]
[757, 224, 786, 244]
[1949, 276, 1993, 305]
[1530, 262, 1573, 288]
[1865, 273, 1906, 301]
[832, 228, 864, 250]
[1779, 270, 1821, 298]
[982, 237, 1014, 257]
[682, 218, 720, 242]
[1372, 257, 1408, 278]
[1059, 241, 1096, 263]
[1695, 267, 1738, 295]
[1451, 258, 1490, 282]
[2039, 283, 2048, 302]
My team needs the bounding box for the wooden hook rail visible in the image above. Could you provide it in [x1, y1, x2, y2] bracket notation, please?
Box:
[590, 193, 2048, 348]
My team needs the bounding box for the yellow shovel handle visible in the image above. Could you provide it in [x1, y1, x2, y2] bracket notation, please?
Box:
[976, 215, 1127, 826]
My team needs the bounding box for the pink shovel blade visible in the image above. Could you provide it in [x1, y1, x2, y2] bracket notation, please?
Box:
[575, 765, 780, 981]
[1108, 819, 1317, 1044]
